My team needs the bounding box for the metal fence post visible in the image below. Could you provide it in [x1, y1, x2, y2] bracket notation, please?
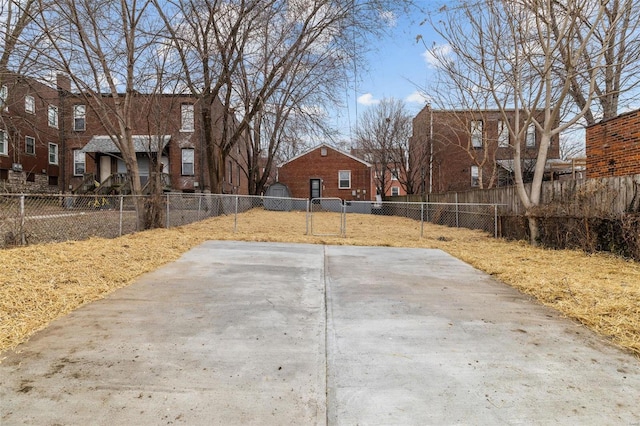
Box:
[198, 195, 202, 220]
[19, 195, 26, 245]
[494, 204, 498, 238]
[234, 195, 238, 233]
[166, 194, 171, 228]
[455, 193, 460, 228]
[420, 203, 424, 238]
[119, 195, 124, 236]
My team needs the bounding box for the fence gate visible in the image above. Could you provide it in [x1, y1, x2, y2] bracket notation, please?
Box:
[307, 198, 346, 237]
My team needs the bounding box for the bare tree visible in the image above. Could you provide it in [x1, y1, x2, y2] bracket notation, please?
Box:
[429, 0, 614, 244]
[354, 98, 412, 195]
[37, 0, 162, 229]
[155, 0, 409, 193]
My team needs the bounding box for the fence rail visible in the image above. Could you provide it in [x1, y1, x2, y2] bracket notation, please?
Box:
[392, 174, 640, 216]
[0, 193, 501, 248]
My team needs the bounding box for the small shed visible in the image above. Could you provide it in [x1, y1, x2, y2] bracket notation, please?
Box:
[264, 182, 293, 211]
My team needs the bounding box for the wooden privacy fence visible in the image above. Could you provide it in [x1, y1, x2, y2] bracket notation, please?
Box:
[391, 174, 640, 217]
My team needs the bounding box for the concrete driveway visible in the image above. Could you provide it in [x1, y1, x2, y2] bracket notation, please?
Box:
[1, 241, 639, 425]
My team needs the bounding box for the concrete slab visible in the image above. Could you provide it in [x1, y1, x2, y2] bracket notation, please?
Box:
[1, 241, 640, 425]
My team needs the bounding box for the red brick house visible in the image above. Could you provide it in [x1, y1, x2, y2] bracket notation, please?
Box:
[586, 109, 640, 178]
[0, 72, 248, 194]
[0, 72, 63, 192]
[409, 106, 561, 194]
[349, 148, 408, 197]
[277, 144, 376, 201]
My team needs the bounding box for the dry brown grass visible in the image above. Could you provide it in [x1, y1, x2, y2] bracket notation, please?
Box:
[2, 208, 639, 357]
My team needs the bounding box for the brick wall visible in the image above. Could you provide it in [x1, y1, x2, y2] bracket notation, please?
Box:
[278, 145, 374, 201]
[586, 109, 640, 178]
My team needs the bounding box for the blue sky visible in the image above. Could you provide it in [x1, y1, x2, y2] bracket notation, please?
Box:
[332, 6, 441, 143]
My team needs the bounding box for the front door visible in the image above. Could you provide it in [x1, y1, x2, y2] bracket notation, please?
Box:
[99, 156, 111, 183]
[310, 178, 321, 199]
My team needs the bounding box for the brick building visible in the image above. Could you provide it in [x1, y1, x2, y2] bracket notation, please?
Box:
[586, 109, 640, 178]
[409, 105, 561, 194]
[277, 144, 376, 201]
[0, 72, 63, 192]
[349, 148, 407, 197]
[0, 72, 248, 194]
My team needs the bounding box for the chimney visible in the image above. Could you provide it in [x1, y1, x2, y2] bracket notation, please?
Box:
[56, 73, 71, 92]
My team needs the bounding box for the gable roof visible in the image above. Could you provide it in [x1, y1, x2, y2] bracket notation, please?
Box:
[278, 143, 372, 168]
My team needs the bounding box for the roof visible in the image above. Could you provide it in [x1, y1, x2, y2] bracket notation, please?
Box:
[278, 143, 372, 168]
[81, 135, 171, 153]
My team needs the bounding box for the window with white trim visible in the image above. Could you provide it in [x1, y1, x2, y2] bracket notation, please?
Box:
[526, 123, 536, 147]
[48, 143, 58, 165]
[181, 103, 195, 132]
[498, 120, 509, 147]
[73, 150, 86, 175]
[391, 186, 400, 196]
[0, 130, 7, 155]
[48, 105, 59, 128]
[182, 148, 195, 175]
[0, 85, 7, 111]
[391, 168, 399, 180]
[25, 95, 35, 114]
[471, 165, 480, 187]
[470, 120, 483, 148]
[25, 136, 35, 155]
[74, 105, 86, 131]
[338, 170, 351, 189]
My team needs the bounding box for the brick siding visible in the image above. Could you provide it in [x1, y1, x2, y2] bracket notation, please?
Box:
[586, 109, 640, 178]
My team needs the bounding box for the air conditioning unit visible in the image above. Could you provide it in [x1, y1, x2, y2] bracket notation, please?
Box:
[12, 163, 23, 172]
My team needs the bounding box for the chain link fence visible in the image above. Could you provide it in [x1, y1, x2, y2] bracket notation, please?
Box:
[0, 193, 500, 248]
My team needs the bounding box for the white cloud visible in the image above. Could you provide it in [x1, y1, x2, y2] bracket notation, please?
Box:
[357, 93, 380, 106]
[422, 43, 451, 68]
[405, 91, 430, 105]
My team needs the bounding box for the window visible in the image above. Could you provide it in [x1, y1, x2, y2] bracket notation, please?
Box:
[471, 165, 480, 187]
[338, 170, 351, 189]
[470, 120, 483, 148]
[391, 186, 400, 196]
[0, 130, 7, 155]
[526, 123, 536, 147]
[182, 148, 194, 175]
[73, 150, 86, 175]
[498, 120, 509, 147]
[25, 136, 35, 155]
[228, 160, 233, 184]
[74, 105, 86, 131]
[181, 103, 194, 132]
[48, 105, 59, 128]
[48, 143, 58, 165]
[0, 85, 7, 111]
[25, 95, 35, 114]
[391, 168, 399, 181]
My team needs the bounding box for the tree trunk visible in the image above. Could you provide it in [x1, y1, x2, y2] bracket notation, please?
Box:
[527, 214, 540, 246]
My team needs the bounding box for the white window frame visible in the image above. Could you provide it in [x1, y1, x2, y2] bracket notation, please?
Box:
[48, 105, 59, 128]
[0, 85, 7, 111]
[181, 148, 195, 175]
[25, 95, 35, 114]
[48, 143, 58, 165]
[391, 186, 400, 196]
[181, 103, 195, 132]
[498, 120, 509, 147]
[391, 168, 399, 181]
[73, 150, 86, 176]
[74, 104, 86, 131]
[470, 120, 483, 148]
[526, 123, 536, 147]
[25, 136, 35, 155]
[471, 165, 480, 187]
[338, 170, 351, 189]
[0, 130, 7, 155]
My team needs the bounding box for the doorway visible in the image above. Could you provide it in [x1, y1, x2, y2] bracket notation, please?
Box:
[310, 179, 321, 199]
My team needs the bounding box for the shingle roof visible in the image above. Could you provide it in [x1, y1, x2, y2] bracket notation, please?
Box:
[81, 135, 171, 153]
